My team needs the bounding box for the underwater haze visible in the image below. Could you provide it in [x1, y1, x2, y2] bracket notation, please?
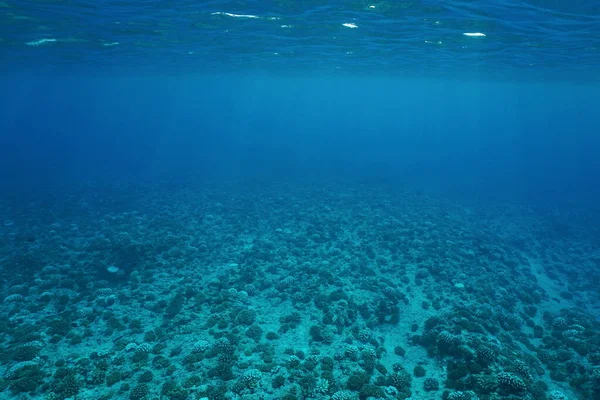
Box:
[1, 1, 600, 400]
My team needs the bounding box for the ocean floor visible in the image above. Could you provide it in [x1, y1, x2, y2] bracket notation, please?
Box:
[0, 181, 599, 400]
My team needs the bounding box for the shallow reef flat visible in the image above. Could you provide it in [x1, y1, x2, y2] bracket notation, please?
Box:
[0, 181, 598, 400]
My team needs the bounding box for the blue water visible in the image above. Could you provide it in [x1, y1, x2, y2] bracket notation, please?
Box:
[1, 77, 599, 207]
[1, 1, 600, 400]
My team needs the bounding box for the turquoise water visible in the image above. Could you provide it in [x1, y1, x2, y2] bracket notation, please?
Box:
[1, 2, 600, 400]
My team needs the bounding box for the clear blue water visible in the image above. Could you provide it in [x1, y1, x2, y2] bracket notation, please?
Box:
[0, 0, 599, 225]
[1, 2, 600, 400]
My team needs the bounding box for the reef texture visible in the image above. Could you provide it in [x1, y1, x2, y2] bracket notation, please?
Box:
[0, 182, 598, 400]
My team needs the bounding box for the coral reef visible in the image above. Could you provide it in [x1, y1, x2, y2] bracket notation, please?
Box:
[0, 181, 598, 399]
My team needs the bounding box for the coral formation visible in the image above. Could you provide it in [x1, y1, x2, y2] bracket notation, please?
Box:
[0, 182, 596, 400]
